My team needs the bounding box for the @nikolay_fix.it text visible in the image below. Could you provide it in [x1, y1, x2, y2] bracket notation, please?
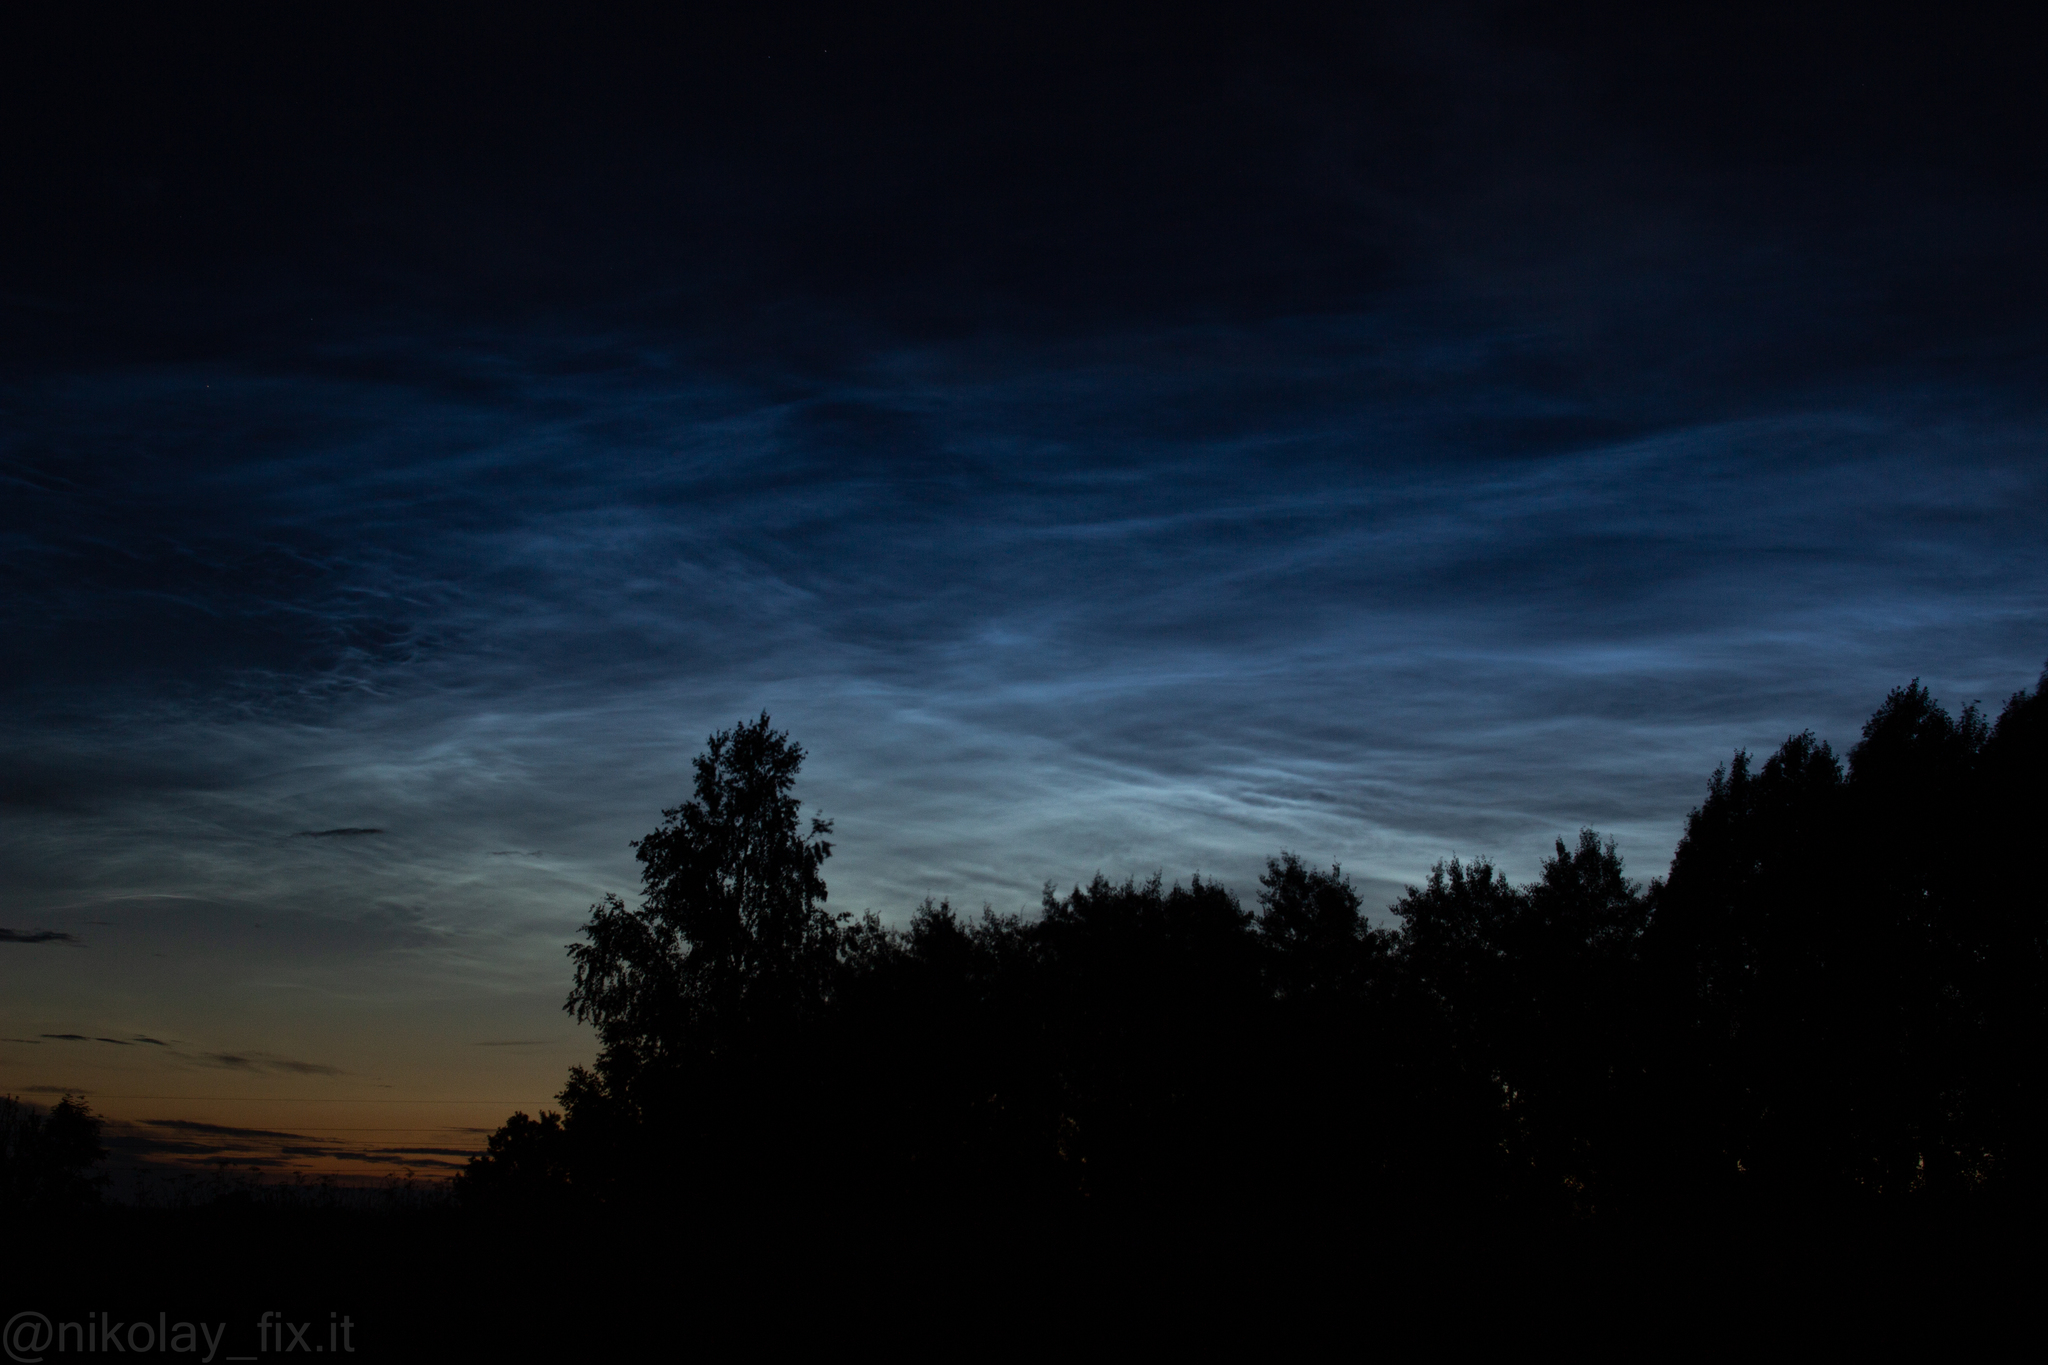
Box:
[4, 1310, 357, 1362]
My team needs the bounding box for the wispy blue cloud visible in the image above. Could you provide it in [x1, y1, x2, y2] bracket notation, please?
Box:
[4, 317, 2042, 949]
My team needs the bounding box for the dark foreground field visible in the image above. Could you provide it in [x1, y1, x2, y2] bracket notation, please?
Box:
[5, 1195, 2037, 1358]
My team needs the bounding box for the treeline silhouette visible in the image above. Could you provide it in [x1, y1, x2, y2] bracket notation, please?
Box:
[460, 671, 2048, 1226]
[12, 674, 2039, 1349]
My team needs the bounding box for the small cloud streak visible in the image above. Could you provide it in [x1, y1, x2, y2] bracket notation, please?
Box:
[145, 1118, 314, 1141]
[99, 1116, 483, 1183]
[1, 928, 77, 944]
[200, 1052, 345, 1076]
[293, 828, 383, 838]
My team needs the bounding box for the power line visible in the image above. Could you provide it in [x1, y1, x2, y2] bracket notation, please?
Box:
[70, 1095, 539, 1103]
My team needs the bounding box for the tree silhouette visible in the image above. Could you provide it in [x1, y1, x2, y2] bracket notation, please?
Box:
[1245, 856, 1404, 1209]
[0, 1094, 106, 1211]
[1257, 853, 1385, 1003]
[1389, 837, 1649, 1211]
[454, 1109, 572, 1212]
[539, 713, 841, 1211]
[1642, 674, 2048, 1209]
[1978, 669, 2048, 1199]
[567, 712, 838, 1062]
[1029, 873, 1263, 1204]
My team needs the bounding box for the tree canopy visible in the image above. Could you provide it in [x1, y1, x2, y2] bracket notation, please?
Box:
[566, 712, 838, 1065]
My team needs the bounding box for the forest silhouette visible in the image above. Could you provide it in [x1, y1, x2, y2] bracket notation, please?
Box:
[453, 670, 2048, 1227]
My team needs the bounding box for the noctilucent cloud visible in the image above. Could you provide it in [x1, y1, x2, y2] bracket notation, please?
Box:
[4, 7, 2044, 1180]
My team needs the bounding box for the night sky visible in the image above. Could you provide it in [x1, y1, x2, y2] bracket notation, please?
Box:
[4, 4, 2045, 1180]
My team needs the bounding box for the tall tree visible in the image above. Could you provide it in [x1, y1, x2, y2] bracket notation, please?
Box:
[1977, 669, 2048, 1195]
[553, 714, 839, 1209]
[1642, 732, 1847, 1204]
[566, 712, 838, 1064]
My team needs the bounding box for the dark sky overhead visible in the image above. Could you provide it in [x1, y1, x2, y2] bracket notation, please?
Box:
[4, 3, 2045, 1175]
